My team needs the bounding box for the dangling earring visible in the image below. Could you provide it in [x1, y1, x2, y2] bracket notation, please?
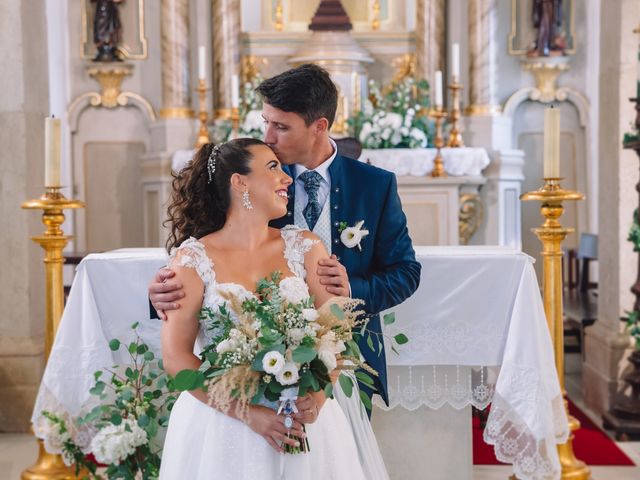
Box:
[242, 190, 254, 210]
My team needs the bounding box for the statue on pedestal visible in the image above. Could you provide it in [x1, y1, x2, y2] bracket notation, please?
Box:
[531, 0, 564, 57]
[92, 0, 124, 62]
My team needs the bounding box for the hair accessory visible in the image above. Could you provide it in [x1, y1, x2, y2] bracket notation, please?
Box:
[207, 143, 223, 184]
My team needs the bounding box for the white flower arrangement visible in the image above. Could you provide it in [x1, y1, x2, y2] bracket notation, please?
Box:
[90, 418, 148, 466]
[339, 220, 369, 251]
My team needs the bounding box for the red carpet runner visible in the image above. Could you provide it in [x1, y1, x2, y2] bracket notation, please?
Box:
[473, 400, 635, 466]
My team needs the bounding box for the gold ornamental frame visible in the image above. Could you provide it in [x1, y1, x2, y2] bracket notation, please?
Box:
[508, 0, 576, 56]
[81, 0, 148, 60]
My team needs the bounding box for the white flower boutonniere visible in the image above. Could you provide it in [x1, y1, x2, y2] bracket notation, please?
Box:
[339, 220, 369, 251]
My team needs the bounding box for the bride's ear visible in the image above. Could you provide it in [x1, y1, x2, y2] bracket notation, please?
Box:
[229, 173, 249, 193]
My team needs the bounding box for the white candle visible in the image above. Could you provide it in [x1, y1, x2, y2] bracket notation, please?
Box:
[231, 74, 240, 108]
[452, 43, 460, 80]
[44, 116, 61, 187]
[543, 106, 561, 178]
[198, 46, 206, 81]
[434, 70, 443, 108]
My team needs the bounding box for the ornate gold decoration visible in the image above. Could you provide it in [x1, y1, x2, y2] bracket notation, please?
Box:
[459, 193, 483, 244]
[447, 81, 464, 148]
[371, 0, 381, 30]
[391, 54, 416, 83]
[86, 63, 133, 108]
[21, 188, 86, 480]
[508, 0, 576, 56]
[241, 55, 268, 86]
[274, 0, 284, 31]
[159, 107, 194, 119]
[196, 79, 211, 148]
[522, 56, 571, 104]
[464, 104, 503, 116]
[429, 107, 447, 177]
[81, 0, 148, 60]
[520, 179, 590, 480]
[231, 107, 240, 135]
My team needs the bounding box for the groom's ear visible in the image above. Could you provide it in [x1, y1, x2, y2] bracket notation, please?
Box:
[313, 117, 329, 134]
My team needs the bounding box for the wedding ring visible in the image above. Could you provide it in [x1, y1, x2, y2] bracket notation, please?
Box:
[283, 414, 294, 429]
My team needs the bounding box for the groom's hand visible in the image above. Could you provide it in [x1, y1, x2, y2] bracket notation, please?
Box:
[317, 255, 350, 297]
[149, 268, 184, 320]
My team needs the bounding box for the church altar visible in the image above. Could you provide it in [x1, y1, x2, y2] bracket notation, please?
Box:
[31, 247, 567, 480]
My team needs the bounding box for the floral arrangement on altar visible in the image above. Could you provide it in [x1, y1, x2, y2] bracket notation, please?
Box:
[212, 76, 265, 142]
[348, 77, 434, 149]
[173, 272, 406, 454]
[625, 209, 640, 350]
[41, 323, 177, 479]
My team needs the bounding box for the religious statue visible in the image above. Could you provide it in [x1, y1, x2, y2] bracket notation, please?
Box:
[530, 0, 565, 57]
[92, 0, 124, 62]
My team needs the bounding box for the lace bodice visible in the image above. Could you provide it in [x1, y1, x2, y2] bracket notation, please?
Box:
[168, 225, 318, 347]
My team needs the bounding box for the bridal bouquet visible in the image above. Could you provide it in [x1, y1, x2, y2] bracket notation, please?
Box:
[173, 272, 378, 453]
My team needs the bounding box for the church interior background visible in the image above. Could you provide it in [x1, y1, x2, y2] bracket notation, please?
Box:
[2, 0, 640, 478]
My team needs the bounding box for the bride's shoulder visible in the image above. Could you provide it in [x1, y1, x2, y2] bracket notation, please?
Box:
[169, 237, 210, 269]
[280, 225, 321, 248]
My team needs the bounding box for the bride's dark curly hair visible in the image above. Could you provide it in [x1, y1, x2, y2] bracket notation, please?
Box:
[165, 138, 267, 251]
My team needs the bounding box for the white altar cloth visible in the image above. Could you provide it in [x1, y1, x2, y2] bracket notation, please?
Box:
[360, 147, 490, 176]
[31, 246, 567, 480]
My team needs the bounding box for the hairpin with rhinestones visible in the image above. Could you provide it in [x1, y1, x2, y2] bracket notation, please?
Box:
[207, 143, 223, 184]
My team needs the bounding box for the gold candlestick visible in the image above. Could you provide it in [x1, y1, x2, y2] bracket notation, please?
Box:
[195, 79, 211, 148]
[21, 187, 85, 480]
[429, 107, 448, 177]
[447, 80, 465, 148]
[520, 179, 590, 480]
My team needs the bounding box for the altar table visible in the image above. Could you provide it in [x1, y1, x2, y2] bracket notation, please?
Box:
[32, 246, 567, 480]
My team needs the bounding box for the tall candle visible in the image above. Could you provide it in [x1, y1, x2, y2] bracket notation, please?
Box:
[452, 43, 460, 80]
[44, 116, 61, 187]
[543, 106, 561, 178]
[198, 46, 206, 81]
[231, 74, 240, 108]
[434, 70, 443, 108]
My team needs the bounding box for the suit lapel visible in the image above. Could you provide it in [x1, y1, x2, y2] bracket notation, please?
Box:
[328, 155, 345, 258]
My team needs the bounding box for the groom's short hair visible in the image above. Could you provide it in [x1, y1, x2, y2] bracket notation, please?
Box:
[256, 63, 338, 128]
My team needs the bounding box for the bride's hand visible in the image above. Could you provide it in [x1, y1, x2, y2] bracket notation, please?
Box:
[246, 405, 306, 453]
[295, 391, 326, 424]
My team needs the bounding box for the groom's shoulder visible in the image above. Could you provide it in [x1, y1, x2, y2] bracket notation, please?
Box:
[337, 155, 394, 184]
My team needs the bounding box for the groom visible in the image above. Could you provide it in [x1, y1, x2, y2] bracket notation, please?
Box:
[150, 63, 421, 413]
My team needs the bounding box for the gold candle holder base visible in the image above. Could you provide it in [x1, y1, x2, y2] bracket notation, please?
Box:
[21, 187, 85, 480]
[447, 81, 464, 148]
[195, 79, 211, 148]
[429, 108, 448, 177]
[230, 107, 240, 138]
[520, 178, 590, 480]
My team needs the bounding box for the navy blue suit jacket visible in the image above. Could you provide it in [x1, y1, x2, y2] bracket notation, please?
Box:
[272, 155, 421, 404]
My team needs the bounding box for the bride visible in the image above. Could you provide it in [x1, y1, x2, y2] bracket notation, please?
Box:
[159, 138, 368, 479]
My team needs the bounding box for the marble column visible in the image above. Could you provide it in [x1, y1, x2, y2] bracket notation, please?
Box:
[160, 0, 193, 118]
[415, 0, 445, 83]
[0, 1, 48, 431]
[466, 0, 501, 115]
[583, 0, 639, 415]
[212, 0, 241, 118]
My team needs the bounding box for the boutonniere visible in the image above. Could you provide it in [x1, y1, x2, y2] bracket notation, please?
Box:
[338, 220, 369, 251]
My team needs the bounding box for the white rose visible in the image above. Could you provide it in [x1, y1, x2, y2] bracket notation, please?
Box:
[318, 349, 337, 371]
[262, 350, 285, 375]
[216, 339, 233, 354]
[275, 362, 300, 386]
[302, 308, 319, 322]
[278, 277, 310, 304]
[316, 331, 346, 371]
[90, 418, 147, 466]
[288, 328, 307, 345]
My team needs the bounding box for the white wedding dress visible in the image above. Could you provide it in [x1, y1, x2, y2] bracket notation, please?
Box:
[159, 226, 387, 480]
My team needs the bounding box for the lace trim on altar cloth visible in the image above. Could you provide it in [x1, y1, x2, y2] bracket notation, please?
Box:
[484, 391, 569, 480]
[373, 365, 498, 411]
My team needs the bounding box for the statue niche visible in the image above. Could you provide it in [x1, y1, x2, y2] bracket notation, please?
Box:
[92, 0, 124, 62]
[529, 0, 565, 56]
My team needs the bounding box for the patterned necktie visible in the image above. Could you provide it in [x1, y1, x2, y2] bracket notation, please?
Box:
[299, 170, 323, 231]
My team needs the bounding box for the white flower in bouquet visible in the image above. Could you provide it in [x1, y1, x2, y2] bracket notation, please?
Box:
[278, 276, 310, 304]
[217, 283, 254, 302]
[216, 338, 234, 354]
[275, 362, 300, 386]
[262, 350, 286, 374]
[381, 112, 403, 130]
[302, 308, 319, 322]
[90, 418, 147, 466]
[317, 331, 346, 372]
[287, 327, 307, 345]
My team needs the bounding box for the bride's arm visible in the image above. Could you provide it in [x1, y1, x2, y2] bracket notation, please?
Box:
[301, 232, 338, 308]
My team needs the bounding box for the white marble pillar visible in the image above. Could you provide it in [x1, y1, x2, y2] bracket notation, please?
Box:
[467, 0, 501, 115]
[0, 1, 48, 431]
[583, 0, 639, 415]
[212, 0, 241, 117]
[415, 0, 445, 82]
[160, 0, 193, 118]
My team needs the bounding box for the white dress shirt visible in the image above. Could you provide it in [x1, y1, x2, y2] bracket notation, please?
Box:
[293, 138, 337, 208]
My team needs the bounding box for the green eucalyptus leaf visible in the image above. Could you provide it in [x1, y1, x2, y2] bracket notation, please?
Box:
[338, 374, 353, 398]
[108, 339, 121, 351]
[110, 412, 122, 425]
[383, 312, 396, 325]
[89, 381, 106, 397]
[359, 390, 372, 411]
[173, 369, 205, 391]
[292, 345, 316, 364]
[355, 371, 375, 387]
[330, 303, 345, 320]
[137, 415, 150, 427]
[394, 333, 409, 345]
